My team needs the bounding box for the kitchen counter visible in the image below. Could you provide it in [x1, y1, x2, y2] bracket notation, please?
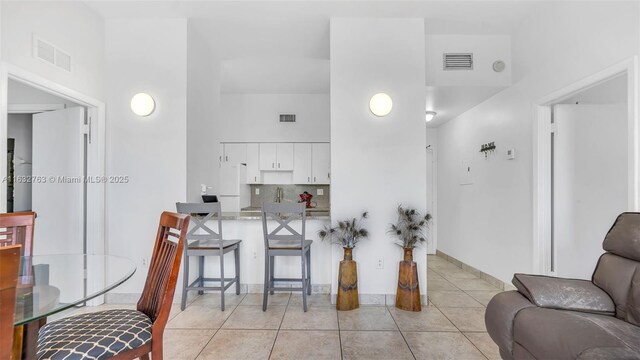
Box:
[222, 207, 331, 220]
[200, 211, 333, 292]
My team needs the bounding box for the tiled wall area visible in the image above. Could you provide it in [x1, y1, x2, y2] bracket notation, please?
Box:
[250, 185, 330, 209]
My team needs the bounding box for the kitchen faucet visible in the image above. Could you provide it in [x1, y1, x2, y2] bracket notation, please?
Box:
[275, 187, 283, 203]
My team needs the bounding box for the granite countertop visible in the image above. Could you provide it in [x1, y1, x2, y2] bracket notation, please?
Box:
[220, 206, 331, 220]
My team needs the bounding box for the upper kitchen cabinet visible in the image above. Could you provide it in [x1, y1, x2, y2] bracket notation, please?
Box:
[293, 143, 330, 184]
[312, 143, 331, 184]
[221, 143, 247, 164]
[246, 143, 261, 184]
[259, 143, 293, 171]
[293, 143, 312, 184]
[276, 143, 294, 171]
[259, 143, 277, 170]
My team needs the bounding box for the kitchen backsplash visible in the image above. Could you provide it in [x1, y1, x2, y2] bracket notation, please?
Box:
[250, 185, 330, 209]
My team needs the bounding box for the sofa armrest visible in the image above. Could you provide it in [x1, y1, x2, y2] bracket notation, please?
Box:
[512, 273, 615, 315]
[486, 291, 536, 358]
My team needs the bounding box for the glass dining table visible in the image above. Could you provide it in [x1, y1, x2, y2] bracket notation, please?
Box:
[13, 254, 136, 359]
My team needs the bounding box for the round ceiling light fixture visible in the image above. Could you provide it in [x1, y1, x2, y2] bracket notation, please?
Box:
[425, 111, 437, 122]
[493, 60, 506, 73]
[369, 93, 393, 117]
[130, 93, 156, 117]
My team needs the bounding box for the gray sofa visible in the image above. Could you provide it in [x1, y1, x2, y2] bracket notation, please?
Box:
[486, 212, 640, 359]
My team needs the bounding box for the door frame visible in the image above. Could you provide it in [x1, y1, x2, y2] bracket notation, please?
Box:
[532, 57, 638, 275]
[0, 62, 106, 256]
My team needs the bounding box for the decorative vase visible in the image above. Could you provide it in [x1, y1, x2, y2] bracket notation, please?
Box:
[336, 247, 359, 311]
[396, 247, 421, 311]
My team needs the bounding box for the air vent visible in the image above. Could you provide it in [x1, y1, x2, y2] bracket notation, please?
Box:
[33, 36, 71, 72]
[443, 53, 473, 70]
[280, 114, 296, 123]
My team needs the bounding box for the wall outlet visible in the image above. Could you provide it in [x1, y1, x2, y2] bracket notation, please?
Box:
[317, 188, 324, 196]
[253, 251, 257, 259]
[255, 188, 260, 195]
[376, 258, 384, 269]
[142, 258, 148, 267]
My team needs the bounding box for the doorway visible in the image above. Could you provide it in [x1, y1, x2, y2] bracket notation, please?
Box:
[7, 79, 88, 255]
[533, 58, 638, 277]
[1, 63, 106, 304]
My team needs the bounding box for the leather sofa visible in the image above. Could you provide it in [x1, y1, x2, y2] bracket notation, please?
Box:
[486, 212, 640, 359]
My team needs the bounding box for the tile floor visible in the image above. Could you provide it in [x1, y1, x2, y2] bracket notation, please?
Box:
[62, 255, 503, 359]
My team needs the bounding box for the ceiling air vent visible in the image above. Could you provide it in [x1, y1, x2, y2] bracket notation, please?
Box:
[280, 114, 296, 123]
[443, 53, 473, 70]
[33, 35, 72, 72]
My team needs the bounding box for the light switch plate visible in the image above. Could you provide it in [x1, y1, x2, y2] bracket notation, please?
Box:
[317, 189, 324, 196]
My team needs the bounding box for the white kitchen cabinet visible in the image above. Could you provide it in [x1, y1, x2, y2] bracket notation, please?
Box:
[312, 143, 331, 184]
[293, 143, 312, 184]
[276, 143, 294, 171]
[246, 143, 261, 183]
[222, 143, 247, 164]
[259, 143, 294, 171]
[259, 143, 277, 170]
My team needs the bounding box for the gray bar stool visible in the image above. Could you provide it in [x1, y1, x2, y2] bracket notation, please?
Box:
[261, 202, 312, 312]
[176, 202, 241, 311]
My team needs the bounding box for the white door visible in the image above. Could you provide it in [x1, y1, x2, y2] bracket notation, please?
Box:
[223, 143, 247, 164]
[259, 143, 277, 170]
[32, 107, 85, 303]
[276, 143, 294, 171]
[246, 143, 261, 184]
[553, 104, 627, 279]
[32, 107, 85, 256]
[312, 143, 331, 184]
[293, 143, 312, 184]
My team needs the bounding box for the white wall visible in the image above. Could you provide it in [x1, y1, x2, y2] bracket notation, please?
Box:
[7, 114, 32, 211]
[436, 2, 639, 283]
[1, 1, 105, 100]
[219, 94, 330, 143]
[187, 22, 220, 202]
[330, 18, 427, 302]
[426, 35, 511, 87]
[561, 74, 627, 105]
[105, 18, 188, 293]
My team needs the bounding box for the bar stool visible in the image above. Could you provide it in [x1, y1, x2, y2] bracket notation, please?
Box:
[176, 202, 241, 311]
[261, 203, 312, 312]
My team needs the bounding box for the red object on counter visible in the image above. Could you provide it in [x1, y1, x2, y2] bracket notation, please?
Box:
[299, 191, 313, 208]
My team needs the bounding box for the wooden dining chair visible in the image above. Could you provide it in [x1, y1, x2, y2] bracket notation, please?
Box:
[1, 245, 21, 359]
[36, 212, 190, 360]
[0, 212, 36, 254]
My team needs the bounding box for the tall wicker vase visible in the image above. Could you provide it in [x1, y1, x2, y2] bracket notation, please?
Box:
[396, 247, 421, 311]
[336, 247, 359, 311]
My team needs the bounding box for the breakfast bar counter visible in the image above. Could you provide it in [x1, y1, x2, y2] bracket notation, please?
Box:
[197, 211, 333, 294]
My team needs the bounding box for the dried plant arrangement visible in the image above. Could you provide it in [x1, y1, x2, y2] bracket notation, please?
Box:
[318, 212, 369, 248]
[389, 205, 432, 249]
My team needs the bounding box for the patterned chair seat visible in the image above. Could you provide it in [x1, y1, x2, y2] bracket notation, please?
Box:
[37, 309, 152, 360]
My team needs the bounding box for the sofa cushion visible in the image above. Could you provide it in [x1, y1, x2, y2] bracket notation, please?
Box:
[593, 253, 640, 326]
[514, 307, 640, 359]
[513, 274, 615, 315]
[37, 309, 152, 360]
[602, 213, 640, 262]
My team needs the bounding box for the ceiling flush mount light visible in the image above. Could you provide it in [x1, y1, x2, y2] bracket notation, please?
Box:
[130, 93, 155, 117]
[369, 93, 393, 117]
[425, 111, 437, 122]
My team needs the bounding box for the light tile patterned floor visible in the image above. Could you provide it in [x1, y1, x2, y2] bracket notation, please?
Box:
[61, 255, 503, 359]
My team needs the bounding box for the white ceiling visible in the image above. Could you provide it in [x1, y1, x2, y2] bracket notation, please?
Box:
[85, 0, 543, 125]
